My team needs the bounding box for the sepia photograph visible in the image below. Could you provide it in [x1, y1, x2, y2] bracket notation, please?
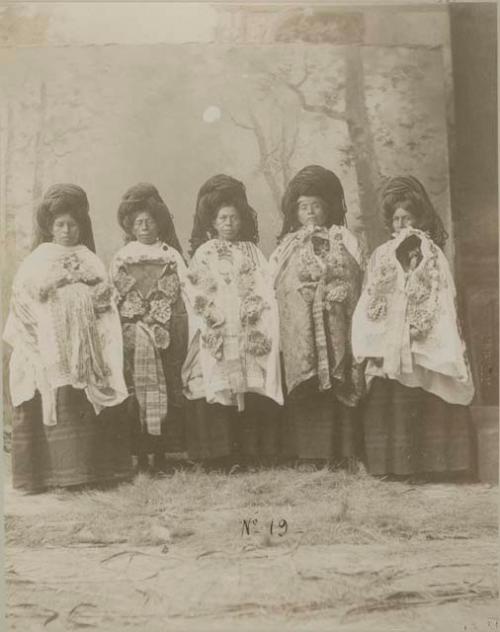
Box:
[1, 1, 498, 630]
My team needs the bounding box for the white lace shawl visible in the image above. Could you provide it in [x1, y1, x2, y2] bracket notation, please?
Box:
[182, 240, 283, 410]
[3, 243, 128, 425]
[351, 229, 474, 405]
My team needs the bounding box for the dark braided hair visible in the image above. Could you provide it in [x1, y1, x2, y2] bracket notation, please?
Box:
[279, 165, 347, 241]
[380, 176, 448, 249]
[117, 183, 183, 255]
[189, 174, 259, 256]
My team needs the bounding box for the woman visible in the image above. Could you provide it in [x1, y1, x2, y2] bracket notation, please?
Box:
[110, 183, 188, 473]
[3, 184, 132, 493]
[183, 174, 283, 468]
[270, 165, 365, 465]
[352, 176, 475, 479]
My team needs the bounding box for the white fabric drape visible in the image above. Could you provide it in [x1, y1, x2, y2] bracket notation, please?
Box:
[4, 243, 128, 424]
[352, 229, 474, 405]
[182, 240, 283, 410]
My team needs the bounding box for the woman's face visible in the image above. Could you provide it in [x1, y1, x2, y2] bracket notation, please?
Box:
[50, 213, 81, 247]
[132, 211, 160, 245]
[213, 205, 242, 242]
[296, 196, 327, 228]
[392, 206, 418, 234]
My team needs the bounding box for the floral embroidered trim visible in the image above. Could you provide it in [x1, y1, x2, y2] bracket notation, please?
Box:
[148, 296, 172, 325]
[237, 257, 272, 355]
[158, 272, 181, 302]
[367, 295, 388, 321]
[324, 283, 349, 311]
[406, 243, 440, 341]
[201, 331, 223, 360]
[297, 283, 317, 304]
[120, 289, 146, 319]
[241, 294, 267, 325]
[245, 330, 272, 356]
[151, 324, 170, 349]
[190, 256, 224, 359]
[37, 253, 112, 315]
[120, 254, 176, 266]
[189, 241, 272, 360]
[114, 269, 136, 296]
[187, 265, 217, 294]
[237, 260, 258, 297]
[366, 251, 398, 322]
[113, 249, 181, 351]
[295, 227, 353, 310]
[91, 282, 114, 314]
[365, 237, 441, 341]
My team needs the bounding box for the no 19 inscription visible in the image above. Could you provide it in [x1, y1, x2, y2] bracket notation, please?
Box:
[241, 518, 288, 537]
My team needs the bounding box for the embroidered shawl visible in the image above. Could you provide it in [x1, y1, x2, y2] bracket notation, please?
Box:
[182, 239, 283, 411]
[3, 243, 128, 425]
[110, 240, 187, 435]
[270, 225, 365, 406]
[351, 228, 474, 405]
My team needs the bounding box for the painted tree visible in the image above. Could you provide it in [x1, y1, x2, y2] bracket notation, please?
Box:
[226, 77, 300, 218]
[274, 10, 386, 252]
[364, 49, 451, 200]
[31, 81, 47, 241]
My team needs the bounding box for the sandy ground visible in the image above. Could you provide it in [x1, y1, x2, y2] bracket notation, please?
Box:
[5, 462, 499, 632]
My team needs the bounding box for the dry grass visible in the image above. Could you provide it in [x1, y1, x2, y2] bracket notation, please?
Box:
[5, 466, 497, 551]
[6, 465, 498, 630]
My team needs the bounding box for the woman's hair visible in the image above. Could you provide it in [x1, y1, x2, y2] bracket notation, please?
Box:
[117, 183, 183, 255]
[381, 176, 448, 249]
[189, 174, 259, 255]
[33, 183, 96, 252]
[279, 165, 347, 240]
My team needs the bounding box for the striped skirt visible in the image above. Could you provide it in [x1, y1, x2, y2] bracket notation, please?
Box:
[362, 377, 476, 478]
[284, 377, 362, 462]
[11, 386, 133, 493]
[185, 394, 280, 465]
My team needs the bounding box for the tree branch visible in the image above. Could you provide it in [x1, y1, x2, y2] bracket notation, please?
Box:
[247, 110, 283, 212]
[286, 122, 299, 163]
[229, 107, 283, 214]
[284, 80, 345, 121]
[229, 113, 254, 131]
[279, 120, 298, 190]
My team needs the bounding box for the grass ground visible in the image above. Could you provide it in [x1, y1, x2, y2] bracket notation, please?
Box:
[5, 458, 499, 631]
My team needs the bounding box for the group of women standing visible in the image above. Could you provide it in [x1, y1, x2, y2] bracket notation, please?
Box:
[4, 165, 476, 494]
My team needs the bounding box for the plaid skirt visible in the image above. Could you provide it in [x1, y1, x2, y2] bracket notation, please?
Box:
[126, 298, 188, 456]
[285, 377, 362, 461]
[362, 377, 476, 477]
[11, 387, 133, 493]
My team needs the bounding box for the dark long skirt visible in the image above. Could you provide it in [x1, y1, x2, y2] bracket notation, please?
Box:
[362, 377, 476, 478]
[285, 377, 361, 462]
[185, 394, 280, 467]
[11, 387, 133, 493]
[237, 394, 281, 465]
[128, 398, 185, 457]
